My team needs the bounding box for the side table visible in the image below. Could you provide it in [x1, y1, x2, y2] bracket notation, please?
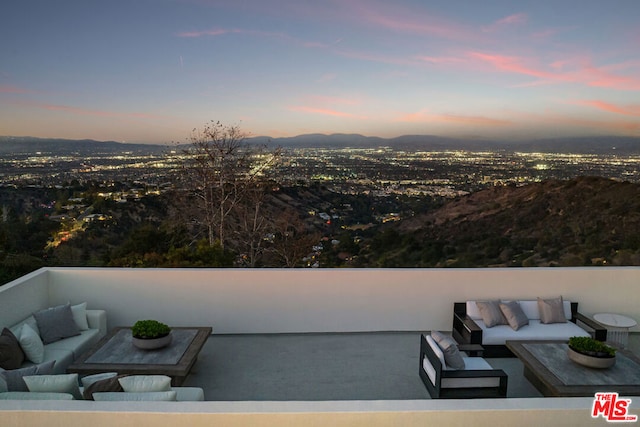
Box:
[593, 313, 637, 349]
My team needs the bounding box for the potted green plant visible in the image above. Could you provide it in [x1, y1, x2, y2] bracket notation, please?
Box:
[567, 336, 616, 368]
[131, 319, 172, 350]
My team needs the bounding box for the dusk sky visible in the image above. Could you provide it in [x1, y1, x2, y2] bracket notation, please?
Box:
[1, 1, 639, 144]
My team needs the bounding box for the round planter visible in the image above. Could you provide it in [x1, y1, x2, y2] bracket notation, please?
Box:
[132, 332, 172, 350]
[567, 346, 615, 369]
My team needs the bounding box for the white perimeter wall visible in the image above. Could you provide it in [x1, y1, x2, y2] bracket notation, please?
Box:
[45, 267, 640, 334]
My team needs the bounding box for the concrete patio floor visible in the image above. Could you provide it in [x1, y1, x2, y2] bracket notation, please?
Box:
[182, 332, 545, 401]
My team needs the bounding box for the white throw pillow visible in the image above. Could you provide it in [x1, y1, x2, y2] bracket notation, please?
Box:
[24, 373, 82, 400]
[10, 316, 41, 339]
[118, 375, 172, 392]
[71, 302, 89, 330]
[93, 391, 177, 401]
[19, 324, 45, 364]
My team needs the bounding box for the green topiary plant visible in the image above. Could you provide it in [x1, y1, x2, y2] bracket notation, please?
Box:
[132, 319, 171, 339]
[568, 336, 616, 357]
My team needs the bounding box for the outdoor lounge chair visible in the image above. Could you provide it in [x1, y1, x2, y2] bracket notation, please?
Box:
[419, 333, 508, 399]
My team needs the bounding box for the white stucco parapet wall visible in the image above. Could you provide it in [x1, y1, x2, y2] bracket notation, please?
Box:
[37, 266, 640, 334]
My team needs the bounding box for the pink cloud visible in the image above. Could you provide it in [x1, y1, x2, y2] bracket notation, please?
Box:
[583, 63, 640, 91]
[576, 100, 640, 117]
[469, 52, 556, 80]
[469, 51, 640, 91]
[342, 0, 477, 41]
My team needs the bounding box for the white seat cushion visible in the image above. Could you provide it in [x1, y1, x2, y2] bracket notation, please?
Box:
[45, 329, 100, 359]
[460, 355, 492, 370]
[477, 319, 590, 345]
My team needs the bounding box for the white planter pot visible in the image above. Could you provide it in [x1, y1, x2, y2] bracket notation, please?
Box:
[567, 347, 616, 369]
[132, 332, 172, 350]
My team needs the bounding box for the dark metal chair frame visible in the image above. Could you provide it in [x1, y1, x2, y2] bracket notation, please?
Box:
[418, 334, 508, 399]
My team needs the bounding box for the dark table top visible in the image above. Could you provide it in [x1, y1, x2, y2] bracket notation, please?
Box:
[506, 340, 640, 397]
[68, 326, 212, 385]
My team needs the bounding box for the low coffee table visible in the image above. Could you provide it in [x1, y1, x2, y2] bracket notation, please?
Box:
[68, 326, 212, 386]
[506, 340, 640, 397]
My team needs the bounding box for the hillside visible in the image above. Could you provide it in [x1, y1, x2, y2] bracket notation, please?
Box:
[363, 176, 640, 267]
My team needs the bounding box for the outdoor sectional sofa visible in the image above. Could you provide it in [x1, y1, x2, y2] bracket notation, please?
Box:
[452, 298, 607, 357]
[1, 302, 107, 375]
[0, 373, 204, 401]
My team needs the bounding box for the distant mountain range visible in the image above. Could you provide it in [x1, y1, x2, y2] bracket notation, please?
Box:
[256, 134, 640, 154]
[0, 136, 170, 155]
[2, 134, 640, 155]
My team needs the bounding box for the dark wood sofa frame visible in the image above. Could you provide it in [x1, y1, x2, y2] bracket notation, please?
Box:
[419, 334, 508, 399]
[452, 302, 608, 357]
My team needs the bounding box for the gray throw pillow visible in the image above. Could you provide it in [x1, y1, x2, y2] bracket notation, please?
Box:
[431, 331, 465, 370]
[538, 296, 567, 324]
[33, 303, 81, 344]
[83, 374, 127, 400]
[499, 301, 529, 331]
[0, 360, 56, 392]
[475, 300, 508, 328]
[0, 328, 26, 370]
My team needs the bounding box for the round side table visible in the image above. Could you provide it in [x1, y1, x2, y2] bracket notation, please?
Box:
[593, 313, 637, 349]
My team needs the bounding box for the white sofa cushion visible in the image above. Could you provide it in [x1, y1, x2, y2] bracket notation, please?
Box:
[173, 387, 205, 401]
[0, 391, 74, 400]
[24, 373, 82, 400]
[93, 391, 177, 401]
[46, 329, 101, 359]
[476, 319, 590, 345]
[20, 348, 74, 375]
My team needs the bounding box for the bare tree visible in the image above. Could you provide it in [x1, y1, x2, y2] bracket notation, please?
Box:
[265, 208, 321, 267]
[174, 121, 280, 253]
[232, 181, 271, 267]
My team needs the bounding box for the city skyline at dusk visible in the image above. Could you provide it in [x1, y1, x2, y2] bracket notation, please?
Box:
[1, 1, 639, 144]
